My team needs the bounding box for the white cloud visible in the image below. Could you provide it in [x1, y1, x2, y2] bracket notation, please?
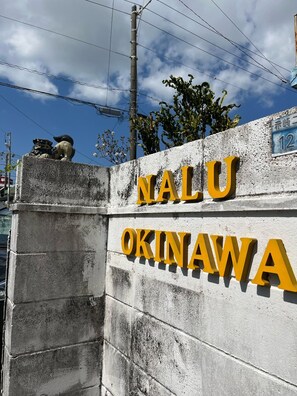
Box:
[0, 0, 295, 112]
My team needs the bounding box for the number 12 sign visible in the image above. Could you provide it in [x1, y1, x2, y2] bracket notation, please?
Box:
[271, 113, 297, 156]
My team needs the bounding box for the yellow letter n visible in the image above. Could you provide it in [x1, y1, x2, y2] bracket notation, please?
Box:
[137, 175, 156, 205]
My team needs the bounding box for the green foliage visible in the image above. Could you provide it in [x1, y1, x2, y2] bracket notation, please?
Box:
[132, 114, 160, 155]
[95, 74, 240, 162]
[145, 74, 240, 152]
[0, 160, 21, 175]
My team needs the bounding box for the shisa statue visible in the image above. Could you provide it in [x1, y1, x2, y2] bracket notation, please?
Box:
[29, 139, 53, 159]
[52, 135, 75, 161]
[29, 135, 75, 161]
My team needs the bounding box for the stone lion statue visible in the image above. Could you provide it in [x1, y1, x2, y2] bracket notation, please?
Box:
[52, 135, 75, 161]
[29, 135, 75, 161]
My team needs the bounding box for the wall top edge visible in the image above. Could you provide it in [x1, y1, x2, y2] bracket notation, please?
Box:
[107, 194, 297, 216]
[10, 203, 107, 215]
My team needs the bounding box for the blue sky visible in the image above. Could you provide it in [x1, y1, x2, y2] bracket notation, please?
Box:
[0, 0, 296, 172]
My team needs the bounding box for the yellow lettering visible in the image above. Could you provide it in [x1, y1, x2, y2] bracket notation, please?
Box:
[121, 228, 137, 255]
[206, 156, 239, 199]
[156, 170, 180, 203]
[137, 175, 156, 205]
[211, 235, 256, 281]
[188, 233, 218, 274]
[180, 166, 203, 202]
[155, 230, 165, 262]
[252, 239, 297, 292]
[164, 231, 190, 268]
[135, 229, 154, 259]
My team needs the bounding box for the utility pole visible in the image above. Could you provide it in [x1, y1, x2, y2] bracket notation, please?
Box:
[5, 132, 11, 206]
[129, 1, 152, 160]
[295, 14, 297, 66]
[291, 14, 297, 89]
[130, 5, 138, 160]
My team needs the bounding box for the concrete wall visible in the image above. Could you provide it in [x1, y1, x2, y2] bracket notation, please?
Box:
[103, 107, 297, 396]
[3, 156, 109, 396]
[3, 107, 297, 396]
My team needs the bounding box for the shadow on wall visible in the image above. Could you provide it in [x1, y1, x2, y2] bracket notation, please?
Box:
[127, 253, 297, 305]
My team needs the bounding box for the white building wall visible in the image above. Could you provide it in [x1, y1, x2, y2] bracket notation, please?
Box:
[103, 106, 297, 396]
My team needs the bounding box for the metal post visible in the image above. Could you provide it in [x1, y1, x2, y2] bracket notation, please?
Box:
[5, 132, 11, 206]
[130, 5, 138, 160]
[295, 14, 297, 66]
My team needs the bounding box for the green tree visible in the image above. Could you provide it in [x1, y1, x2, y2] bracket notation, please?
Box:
[95, 74, 240, 163]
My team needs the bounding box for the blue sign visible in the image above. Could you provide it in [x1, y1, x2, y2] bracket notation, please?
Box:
[271, 114, 297, 156]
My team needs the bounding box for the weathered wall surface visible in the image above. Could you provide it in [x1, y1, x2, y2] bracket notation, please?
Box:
[3, 107, 297, 396]
[103, 107, 297, 396]
[3, 156, 109, 396]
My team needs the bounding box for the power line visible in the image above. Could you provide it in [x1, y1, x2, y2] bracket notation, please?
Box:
[155, 0, 286, 81]
[106, 0, 115, 105]
[145, 7, 281, 78]
[0, 59, 129, 93]
[0, 58, 163, 104]
[140, 18, 296, 93]
[0, 93, 101, 164]
[84, 0, 130, 15]
[155, 0, 289, 74]
[0, 80, 129, 113]
[0, 13, 129, 59]
[138, 43, 245, 92]
[208, 0, 287, 80]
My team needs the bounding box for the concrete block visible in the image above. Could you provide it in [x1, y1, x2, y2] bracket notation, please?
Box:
[104, 296, 132, 357]
[129, 311, 297, 395]
[203, 108, 297, 199]
[5, 296, 105, 356]
[109, 139, 204, 208]
[102, 342, 129, 396]
[16, 156, 109, 207]
[102, 342, 174, 396]
[129, 363, 173, 396]
[134, 275, 202, 339]
[131, 312, 203, 395]
[8, 251, 105, 303]
[3, 341, 102, 396]
[105, 261, 134, 307]
[107, 214, 297, 280]
[133, 274, 297, 385]
[109, 107, 297, 210]
[64, 386, 100, 396]
[101, 386, 113, 396]
[10, 212, 108, 254]
[200, 343, 297, 396]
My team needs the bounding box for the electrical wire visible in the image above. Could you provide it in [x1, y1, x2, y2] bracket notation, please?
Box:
[0, 13, 129, 59]
[83, 0, 130, 15]
[0, 59, 163, 104]
[208, 0, 287, 80]
[1, 4, 289, 92]
[145, 8, 280, 77]
[0, 59, 129, 93]
[151, 0, 287, 82]
[0, 80, 128, 113]
[106, 0, 115, 105]
[155, 0, 289, 74]
[140, 19, 296, 93]
[138, 43, 245, 92]
[0, 93, 101, 164]
[120, 0, 143, 6]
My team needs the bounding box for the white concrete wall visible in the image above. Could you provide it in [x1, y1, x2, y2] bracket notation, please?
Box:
[103, 107, 297, 396]
[3, 107, 297, 396]
[3, 156, 109, 396]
